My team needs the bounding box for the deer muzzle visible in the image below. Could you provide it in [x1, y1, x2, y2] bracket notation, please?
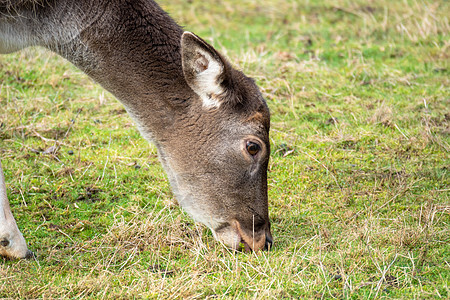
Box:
[214, 220, 273, 252]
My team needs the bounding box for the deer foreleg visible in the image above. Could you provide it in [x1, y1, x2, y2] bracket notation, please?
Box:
[0, 160, 32, 259]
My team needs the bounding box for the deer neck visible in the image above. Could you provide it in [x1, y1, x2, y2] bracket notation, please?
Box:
[43, 0, 191, 141]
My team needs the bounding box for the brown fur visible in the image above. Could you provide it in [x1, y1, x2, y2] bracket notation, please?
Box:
[0, 0, 272, 257]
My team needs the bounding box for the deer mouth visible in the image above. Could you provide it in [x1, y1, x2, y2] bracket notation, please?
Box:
[213, 220, 273, 252]
[237, 231, 273, 252]
[234, 220, 273, 252]
[239, 239, 252, 252]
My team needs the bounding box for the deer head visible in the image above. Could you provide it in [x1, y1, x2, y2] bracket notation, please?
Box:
[155, 32, 273, 251]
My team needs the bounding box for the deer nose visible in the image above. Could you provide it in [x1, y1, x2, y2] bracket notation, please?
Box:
[25, 250, 35, 259]
[264, 230, 273, 251]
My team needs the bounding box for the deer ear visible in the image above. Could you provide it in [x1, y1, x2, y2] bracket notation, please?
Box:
[181, 32, 227, 109]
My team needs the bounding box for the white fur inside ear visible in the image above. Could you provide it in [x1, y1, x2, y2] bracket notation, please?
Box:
[194, 49, 224, 109]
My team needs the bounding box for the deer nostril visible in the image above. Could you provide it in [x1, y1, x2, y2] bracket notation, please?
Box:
[0, 239, 9, 247]
[25, 250, 35, 260]
[264, 233, 273, 251]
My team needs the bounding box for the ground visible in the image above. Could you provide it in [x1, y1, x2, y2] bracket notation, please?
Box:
[0, 0, 449, 298]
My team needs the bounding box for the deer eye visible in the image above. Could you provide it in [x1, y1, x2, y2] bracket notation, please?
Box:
[246, 141, 261, 156]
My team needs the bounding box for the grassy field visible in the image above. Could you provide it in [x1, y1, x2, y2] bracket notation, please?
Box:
[0, 0, 449, 298]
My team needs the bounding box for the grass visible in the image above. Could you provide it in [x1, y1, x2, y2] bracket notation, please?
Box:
[0, 0, 449, 298]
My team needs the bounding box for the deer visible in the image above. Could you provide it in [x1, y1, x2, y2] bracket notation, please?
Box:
[0, 0, 273, 259]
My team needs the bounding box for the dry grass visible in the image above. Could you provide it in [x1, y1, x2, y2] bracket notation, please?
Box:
[0, 0, 449, 298]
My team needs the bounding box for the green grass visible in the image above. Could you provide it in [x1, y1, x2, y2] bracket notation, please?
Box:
[1, 0, 449, 298]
